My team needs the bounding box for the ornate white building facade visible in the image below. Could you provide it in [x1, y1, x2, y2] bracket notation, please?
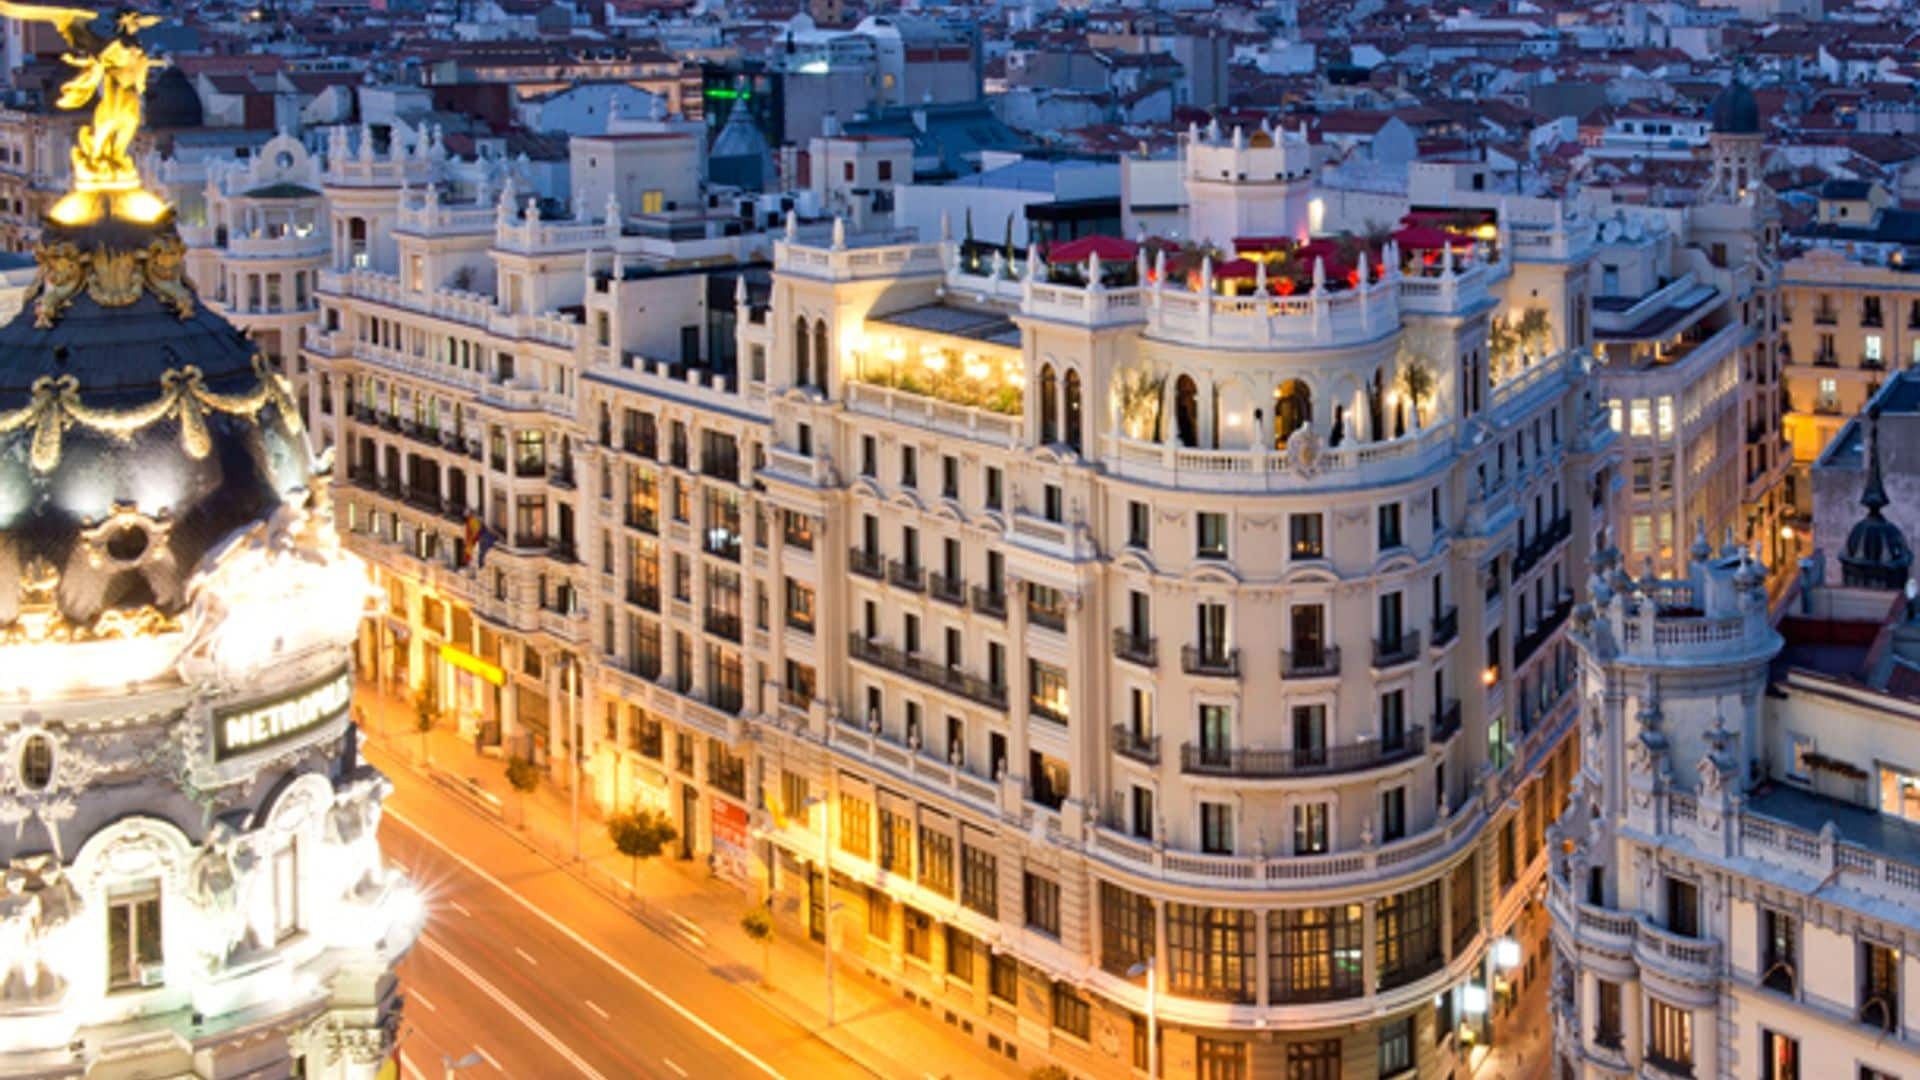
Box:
[310, 118, 1620, 1077]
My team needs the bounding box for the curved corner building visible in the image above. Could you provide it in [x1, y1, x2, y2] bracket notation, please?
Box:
[0, 55, 419, 1080]
[748, 123, 1616, 1074]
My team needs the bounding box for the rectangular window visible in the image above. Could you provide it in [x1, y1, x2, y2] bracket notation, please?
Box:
[984, 466, 1002, 510]
[866, 885, 891, 940]
[1648, 998, 1692, 1074]
[1290, 512, 1324, 558]
[1199, 1038, 1248, 1080]
[945, 925, 976, 982]
[1760, 909, 1796, 994]
[918, 825, 954, 897]
[1167, 902, 1255, 1003]
[902, 906, 932, 962]
[1286, 1038, 1341, 1080]
[1051, 981, 1090, 1040]
[1666, 876, 1699, 937]
[1377, 502, 1403, 549]
[1293, 802, 1329, 855]
[941, 454, 959, 498]
[1128, 500, 1151, 547]
[961, 843, 997, 917]
[106, 884, 163, 991]
[1268, 904, 1364, 1003]
[1595, 979, 1622, 1048]
[838, 794, 871, 859]
[1379, 1016, 1413, 1077]
[1028, 660, 1069, 724]
[1200, 801, 1234, 855]
[1861, 940, 1899, 1031]
[1099, 882, 1154, 975]
[1762, 1030, 1798, 1080]
[1380, 786, 1407, 843]
[878, 807, 912, 874]
[990, 952, 1017, 1003]
[1024, 872, 1061, 938]
[1197, 511, 1228, 558]
[1375, 882, 1442, 990]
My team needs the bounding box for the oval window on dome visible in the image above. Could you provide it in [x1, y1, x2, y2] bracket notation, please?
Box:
[20, 734, 52, 790]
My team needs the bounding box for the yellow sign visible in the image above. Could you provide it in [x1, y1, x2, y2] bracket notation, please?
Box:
[440, 643, 505, 686]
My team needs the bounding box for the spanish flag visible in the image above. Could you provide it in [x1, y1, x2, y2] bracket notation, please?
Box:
[374, 1046, 402, 1080]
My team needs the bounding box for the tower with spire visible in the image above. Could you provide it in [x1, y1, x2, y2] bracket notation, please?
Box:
[1839, 406, 1912, 590]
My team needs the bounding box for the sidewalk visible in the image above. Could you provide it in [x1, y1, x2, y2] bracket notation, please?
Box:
[357, 684, 1019, 1080]
[1473, 899, 1554, 1080]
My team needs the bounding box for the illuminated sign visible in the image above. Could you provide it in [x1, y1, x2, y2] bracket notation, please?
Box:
[704, 88, 752, 100]
[440, 643, 504, 686]
[213, 667, 352, 761]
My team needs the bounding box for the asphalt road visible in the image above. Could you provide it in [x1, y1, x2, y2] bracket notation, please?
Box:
[372, 743, 872, 1080]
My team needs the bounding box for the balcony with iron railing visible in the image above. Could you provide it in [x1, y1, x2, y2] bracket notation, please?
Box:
[887, 559, 926, 593]
[1110, 725, 1160, 766]
[1512, 513, 1573, 577]
[1179, 726, 1426, 780]
[1181, 644, 1239, 677]
[928, 572, 966, 606]
[849, 547, 884, 580]
[847, 633, 1007, 709]
[1431, 607, 1459, 647]
[1515, 595, 1573, 667]
[1280, 646, 1341, 679]
[1372, 630, 1422, 669]
[1112, 630, 1157, 668]
[1028, 601, 1067, 634]
[626, 582, 660, 611]
[971, 586, 1007, 620]
[1433, 699, 1463, 741]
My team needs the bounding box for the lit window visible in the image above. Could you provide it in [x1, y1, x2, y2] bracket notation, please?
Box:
[1629, 400, 1651, 436]
[1656, 396, 1673, 438]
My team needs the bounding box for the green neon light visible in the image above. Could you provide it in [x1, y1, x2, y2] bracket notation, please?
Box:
[705, 88, 752, 100]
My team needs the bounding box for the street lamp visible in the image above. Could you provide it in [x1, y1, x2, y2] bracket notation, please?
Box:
[564, 654, 582, 862]
[1127, 959, 1157, 1080]
[800, 794, 838, 1027]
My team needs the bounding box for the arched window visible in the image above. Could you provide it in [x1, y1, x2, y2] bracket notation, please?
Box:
[1174, 375, 1199, 448]
[794, 316, 811, 387]
[1273, 380, 1312, 447]
[813, 320, 830, 392]
[1039, 365, 1059, 445]
[1063, 369, 1083, 453]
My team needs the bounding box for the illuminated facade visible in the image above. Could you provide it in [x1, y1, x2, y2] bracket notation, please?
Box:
[1588, 87, 1790, 581]
[0, 14, 418, 1078]
[314, 117, 1614, 1077]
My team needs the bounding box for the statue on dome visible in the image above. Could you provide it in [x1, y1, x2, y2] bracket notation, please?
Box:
[0, 3, 166, 224]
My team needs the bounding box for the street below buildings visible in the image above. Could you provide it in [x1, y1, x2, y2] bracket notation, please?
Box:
[359, 685, 1019, 1080]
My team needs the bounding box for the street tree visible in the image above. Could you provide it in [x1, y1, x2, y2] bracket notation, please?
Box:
[505, 756, 539, 826]
[607, 808, 677, 891]
[739, 907, 774, 984]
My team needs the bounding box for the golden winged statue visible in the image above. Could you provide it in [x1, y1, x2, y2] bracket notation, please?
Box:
[0, 2, 165, 225]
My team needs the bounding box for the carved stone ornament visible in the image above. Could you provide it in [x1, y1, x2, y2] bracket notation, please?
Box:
[29, 232, 196, 328]
[0, 854, 83, 1006]
[1286, 422, 1323, 478]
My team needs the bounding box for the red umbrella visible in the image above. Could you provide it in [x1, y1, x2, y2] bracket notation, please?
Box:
[1392, 225, 1474, 250]
[1046, 235, 1139, 263]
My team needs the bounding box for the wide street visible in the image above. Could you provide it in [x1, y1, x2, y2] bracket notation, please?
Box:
[371, 738, 872, 1080]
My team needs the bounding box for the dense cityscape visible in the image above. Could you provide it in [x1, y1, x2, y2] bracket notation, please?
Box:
[0, 0, 1917, 1078]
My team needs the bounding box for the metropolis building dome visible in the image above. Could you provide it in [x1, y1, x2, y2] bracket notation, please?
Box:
[0, 8, 419, 1079]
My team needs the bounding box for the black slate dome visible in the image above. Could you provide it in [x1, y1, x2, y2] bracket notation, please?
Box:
[0, 211, 310, 629]
[146, 66, 202, 130]
[1710, 79, 1760, 136]
[1841, 409, 1912, 591]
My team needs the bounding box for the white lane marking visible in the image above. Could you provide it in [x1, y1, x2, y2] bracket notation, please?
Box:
[411, 988, 438, 1013]
[585, 1000, 609, 1020]
[400, 1052, 428, 1080]
[671, 913, 705, 941]
[390, 809, 786, 1079]
[515, 946, 539, 966]
[475, 1044, 502, 1072]
[419, 934, 610, 1080]
[448, 900, 473, 918]
[663, 1060, 688, 1078]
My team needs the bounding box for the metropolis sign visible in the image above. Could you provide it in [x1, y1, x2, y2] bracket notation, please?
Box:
[213, 666, 353, 762]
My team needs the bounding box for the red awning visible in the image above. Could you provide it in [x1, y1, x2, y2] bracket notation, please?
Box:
[1046, 235, 1139, 263]
[1233, 235, 1296, 254]
[1214, 258, 1259, 279]
[1392, 225, 1475, 250]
